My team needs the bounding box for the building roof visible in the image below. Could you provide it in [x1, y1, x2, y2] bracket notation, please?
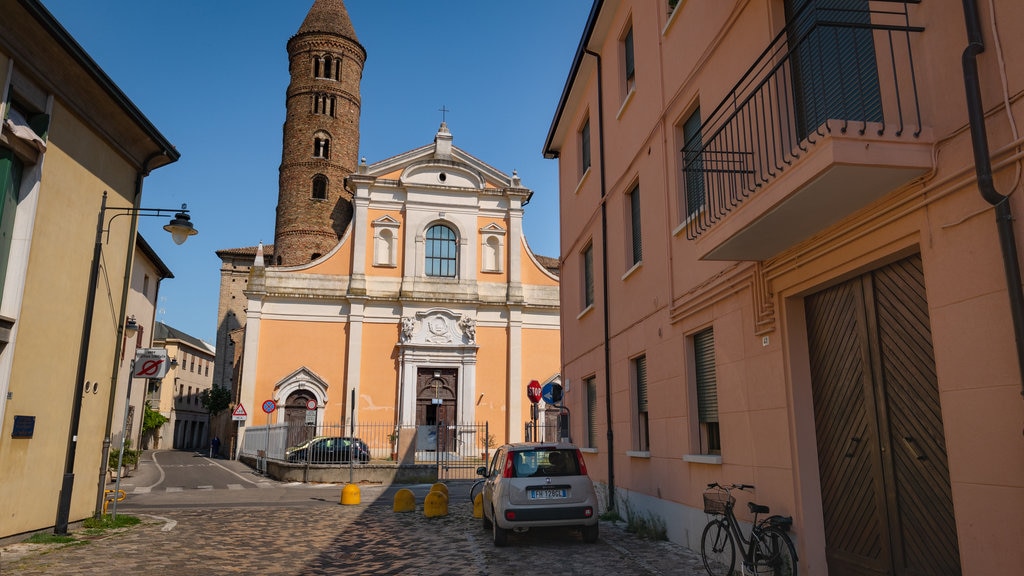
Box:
[296, 0, 360, 42]
[136, 234, 174, 279]
[533, 255, 560, 277]
[216, 244, 274, 259]
[154, 321, 213, 354]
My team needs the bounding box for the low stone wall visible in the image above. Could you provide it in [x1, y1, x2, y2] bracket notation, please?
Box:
[240, 456, 438, 484]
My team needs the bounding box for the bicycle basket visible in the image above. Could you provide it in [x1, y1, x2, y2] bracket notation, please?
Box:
[703, 490, 735, 515]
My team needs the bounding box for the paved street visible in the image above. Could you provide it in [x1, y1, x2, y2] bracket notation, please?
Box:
[1, 451, 709, 575]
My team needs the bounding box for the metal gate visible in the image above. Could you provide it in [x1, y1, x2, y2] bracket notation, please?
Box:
[435, 422, 489, 481]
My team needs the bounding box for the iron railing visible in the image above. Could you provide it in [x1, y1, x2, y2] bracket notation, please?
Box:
[683, 0, 923, 240]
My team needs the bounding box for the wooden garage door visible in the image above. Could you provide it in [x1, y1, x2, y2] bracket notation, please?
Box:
[805, 255, 960, 576]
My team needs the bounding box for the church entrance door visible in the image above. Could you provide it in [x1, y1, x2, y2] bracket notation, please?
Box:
[415, 368, 458, 451]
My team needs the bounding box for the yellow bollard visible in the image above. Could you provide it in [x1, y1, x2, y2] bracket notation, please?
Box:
[340, 483, 361, 505]
[473, 492, 483, 518]
[429, 482, 448, 498]
[393, 488, 416, 512]
[423, 489, 448, 518]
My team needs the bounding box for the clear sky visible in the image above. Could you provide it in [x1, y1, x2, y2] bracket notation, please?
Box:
[39, 0, 591, 344]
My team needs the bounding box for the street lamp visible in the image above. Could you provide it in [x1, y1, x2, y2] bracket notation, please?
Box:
[55, 191, 197, 535]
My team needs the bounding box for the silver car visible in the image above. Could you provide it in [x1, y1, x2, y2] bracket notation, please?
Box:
[477, 442, 600, 546]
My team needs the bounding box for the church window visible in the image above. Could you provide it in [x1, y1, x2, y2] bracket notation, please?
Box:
[312, 175, 328, 200]
[425, 224, 457, 278]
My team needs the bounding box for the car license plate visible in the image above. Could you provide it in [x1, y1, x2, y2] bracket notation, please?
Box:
[529, 488, 567, 499]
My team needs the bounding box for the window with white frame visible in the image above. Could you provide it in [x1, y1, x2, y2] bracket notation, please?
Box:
[622, 24, 636, 95]
[425, 224, 457, 278]
[580, 117, 591, 178]
[480, 224, 506, 273]
[372, 216, 400, 267]
[632, 354, 649, 452]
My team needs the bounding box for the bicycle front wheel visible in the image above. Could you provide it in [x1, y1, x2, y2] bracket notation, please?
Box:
[752, 526, 798, 576]
[700, 519, 736, 576]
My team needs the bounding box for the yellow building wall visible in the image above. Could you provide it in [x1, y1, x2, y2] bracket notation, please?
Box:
[473, 325, 509, 441]
[303, 235, 352, 276]
[519, 238, 559, 287]
[358, 322, 399, 421]
[254, 319, 348, 421]
[0, 101, 140, 535]
[476, 216, 509, 285]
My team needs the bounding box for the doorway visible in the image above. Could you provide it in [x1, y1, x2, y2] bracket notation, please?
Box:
[805, 255, 960, 575]
[284, 390, 316, 449]
[415, 368, 458, 451]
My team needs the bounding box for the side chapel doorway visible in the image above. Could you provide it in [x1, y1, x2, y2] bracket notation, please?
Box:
[284, 390, 316, 448]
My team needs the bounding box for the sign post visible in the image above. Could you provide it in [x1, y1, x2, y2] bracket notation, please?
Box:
[231, 403, 247, 461]
[527, 380, 541, 441]
[260, 400, 276, 475]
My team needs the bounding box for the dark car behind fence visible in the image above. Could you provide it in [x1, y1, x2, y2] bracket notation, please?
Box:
[241, 421, 490, 480]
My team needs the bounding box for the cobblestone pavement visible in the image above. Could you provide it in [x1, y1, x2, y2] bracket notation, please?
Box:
[1, 486, 709, 575]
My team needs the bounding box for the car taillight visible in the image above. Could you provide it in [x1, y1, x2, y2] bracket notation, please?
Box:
[584, 507, 593, 517]
[575, 450, 588, 476]
[505, 510, 516, 521]
[502, 452, 515, 478]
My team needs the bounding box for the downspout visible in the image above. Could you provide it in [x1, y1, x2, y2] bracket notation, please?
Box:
[94, 150, 168, 516]
[585, 48, 615, 512]
[961, 0, 1024, 398]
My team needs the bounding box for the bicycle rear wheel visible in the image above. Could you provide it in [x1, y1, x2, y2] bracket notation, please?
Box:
[700, 519, 736, 576]
[752, 526, 798, 576]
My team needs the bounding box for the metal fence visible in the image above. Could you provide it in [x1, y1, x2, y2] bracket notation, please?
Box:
[239, 421, 490, 480]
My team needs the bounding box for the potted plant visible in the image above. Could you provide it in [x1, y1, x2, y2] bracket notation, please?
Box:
[479, 432, 496, 461]
[387, 430, 400, 461]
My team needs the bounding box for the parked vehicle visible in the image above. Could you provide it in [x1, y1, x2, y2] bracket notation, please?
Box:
[477, 442, 599, 546]
[285, 436, 370, 464]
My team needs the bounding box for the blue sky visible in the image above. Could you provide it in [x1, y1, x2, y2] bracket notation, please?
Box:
[40, 0, 590, 344]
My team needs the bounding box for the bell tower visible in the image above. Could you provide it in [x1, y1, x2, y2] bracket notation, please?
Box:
[274, 0, 365, 266]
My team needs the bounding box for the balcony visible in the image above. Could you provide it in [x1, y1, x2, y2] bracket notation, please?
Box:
[683, 1, 930, 261]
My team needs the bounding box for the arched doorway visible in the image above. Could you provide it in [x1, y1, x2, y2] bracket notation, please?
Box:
[284, 390, 316, 448]
[415, 367, 457, 451]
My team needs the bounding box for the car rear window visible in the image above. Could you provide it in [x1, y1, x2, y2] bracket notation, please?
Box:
[511, 448, 579, 477]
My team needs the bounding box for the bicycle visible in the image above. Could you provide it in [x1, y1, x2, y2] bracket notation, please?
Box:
[700, 483, 798, 576]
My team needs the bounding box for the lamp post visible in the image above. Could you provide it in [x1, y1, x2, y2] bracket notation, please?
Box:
[55, 192, 197, 535]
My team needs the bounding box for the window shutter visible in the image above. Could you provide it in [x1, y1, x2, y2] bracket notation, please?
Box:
[583, 245, 594, 307]
[624, 28, 635, 81]
[682, 108, 704, 216]
[630, 186, 642, 264]
[694, 328, 718, 423]
[586, 377, 598, 448]
[635, 356, 648, 413]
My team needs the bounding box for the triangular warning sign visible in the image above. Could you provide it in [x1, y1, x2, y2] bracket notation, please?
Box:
[232, 404, 247, 417]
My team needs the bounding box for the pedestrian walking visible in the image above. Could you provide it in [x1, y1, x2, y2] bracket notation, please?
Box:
[211, 436, 221, 458]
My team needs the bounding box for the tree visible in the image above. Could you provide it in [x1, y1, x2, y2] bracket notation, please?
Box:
[142, 401, 169, 434]
[199, 385, 232, 416]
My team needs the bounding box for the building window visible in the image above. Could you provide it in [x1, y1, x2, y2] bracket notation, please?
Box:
[628, 183, 642, 266]
[623, 25, 636, 94]
[142, 274, 150, 297]
[0, 148, 23, 307]
[681, 107, 705, 218]
[425, 224, 457, 278]
[582, 243, 594, 310]
[314, 55, 340, 80]
[312, 175, 328, 200]
[585, 376, 598, 449]
[694, 327, 720, 454]
[580, 118, 591, 176]
[313, 93, 336, 117]
[313, 134, 331, 159]
[633, 355, 649, 452]
[190, 358, 195, 372]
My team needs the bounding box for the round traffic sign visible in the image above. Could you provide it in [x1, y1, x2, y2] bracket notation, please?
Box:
[305, 399, 317, 411]
[262, 399, 277, 414]
[527, 380, 542, 404]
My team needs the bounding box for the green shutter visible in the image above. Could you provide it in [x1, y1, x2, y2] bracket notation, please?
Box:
[586, 377, 598, 448]
[694, 328, 718, 423]
[0, 149, 22, 307]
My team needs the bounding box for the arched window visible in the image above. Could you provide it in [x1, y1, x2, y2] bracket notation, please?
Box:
[313, 56, 321, 78]
[312, 175, 328, 200]
[323, 55, 332, 78]
[313, 133, 330, 159]
[425, 224, 457, 278]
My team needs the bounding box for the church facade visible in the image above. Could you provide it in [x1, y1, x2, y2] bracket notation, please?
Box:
[223, 0, 560, 451]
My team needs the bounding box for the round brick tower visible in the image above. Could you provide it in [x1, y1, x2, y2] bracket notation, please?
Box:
[274, 0, 365, 266]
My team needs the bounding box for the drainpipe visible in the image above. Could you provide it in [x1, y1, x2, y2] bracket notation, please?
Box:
[961, 0, 1024, 398]
[585, 48, 616, 512]
[94, 150, 168, 516]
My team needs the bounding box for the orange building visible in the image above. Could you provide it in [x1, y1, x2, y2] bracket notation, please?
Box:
[545, 0, 1023, 574]
[236, 122, 560, 451]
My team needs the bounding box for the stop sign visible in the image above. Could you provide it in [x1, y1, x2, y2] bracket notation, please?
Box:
[526, 379, 542, 404]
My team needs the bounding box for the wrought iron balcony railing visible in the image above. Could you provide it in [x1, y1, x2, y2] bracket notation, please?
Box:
[683, 0, 923, 241]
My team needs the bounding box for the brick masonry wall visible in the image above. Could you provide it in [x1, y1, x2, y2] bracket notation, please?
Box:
[274, 32, 364, 266]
